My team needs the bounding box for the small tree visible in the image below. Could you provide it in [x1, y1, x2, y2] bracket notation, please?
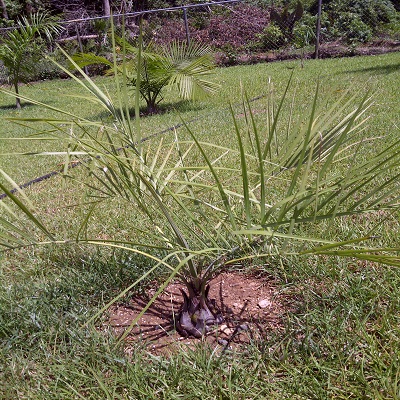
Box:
[72, 35, 220, 114]
[1, 56, 400, 338]
[0, 12, 62, 108]
[1, 26, 400, 340]
[270, 0, 304, 40]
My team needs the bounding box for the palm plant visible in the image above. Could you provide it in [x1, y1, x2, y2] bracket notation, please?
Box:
[0, 37, 399, 340]
[72, 33, 220, 114]
[0, 12, 62, 109]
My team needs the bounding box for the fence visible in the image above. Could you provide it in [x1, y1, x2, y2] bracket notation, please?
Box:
[0, 0, 399, 69]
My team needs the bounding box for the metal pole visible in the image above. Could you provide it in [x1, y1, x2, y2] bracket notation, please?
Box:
[183, 7, 190, 46]
[314, 0, 322, 59]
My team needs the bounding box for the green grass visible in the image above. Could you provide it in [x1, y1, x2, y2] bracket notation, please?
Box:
[0, 52, 399, 399]
[1, 52, 399, 183]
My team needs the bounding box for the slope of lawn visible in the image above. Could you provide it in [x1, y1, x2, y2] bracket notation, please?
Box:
[1, 52, 399, 184]
[0, 52, 399, 399]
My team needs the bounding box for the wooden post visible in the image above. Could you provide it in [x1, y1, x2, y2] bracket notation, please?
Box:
[183, 7, 190, 46]
[314, 0, 322, 59]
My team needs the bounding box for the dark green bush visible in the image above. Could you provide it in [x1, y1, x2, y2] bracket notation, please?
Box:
[333, 12, 373, 43]
[257, 23, 285, 50]
[326, 0, 398, 29]
[293, 12, 316, 47]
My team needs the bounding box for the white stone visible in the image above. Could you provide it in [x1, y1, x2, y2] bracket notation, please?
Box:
[219, 324, 234, 335]
[258, 299, 272, 309]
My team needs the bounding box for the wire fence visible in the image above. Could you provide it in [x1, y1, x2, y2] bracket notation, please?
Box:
[55, 0, 244, 52]
[0, 0, 399, 74]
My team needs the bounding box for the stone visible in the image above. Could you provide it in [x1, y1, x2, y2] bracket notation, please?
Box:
[219, 324, 234, 335]
[238, 324, 249, 332]
[258, 299, 272, 309]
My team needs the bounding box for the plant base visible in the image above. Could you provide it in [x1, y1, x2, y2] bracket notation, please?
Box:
[176, 286, 223, 338]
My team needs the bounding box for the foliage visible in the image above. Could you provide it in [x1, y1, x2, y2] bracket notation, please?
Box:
[292, 12, 317, 47]
[245, 0, 399, 51]
[1, 32, 400, 340]
[335, 12, 373, 44]
[0, 0, 48, 21]
[270, 0, 304, 36]
[321, 0, 398, 44]
[193, 3, 270, 52]
[0, 51, 399, 398]
[72, 34, 219, 114]
[216, 43, 238, 65]
[0, 12, 62, 108]
[257, 23, 285, 50]
[0, 0, 115, 21]
[325, 0, 398, 28]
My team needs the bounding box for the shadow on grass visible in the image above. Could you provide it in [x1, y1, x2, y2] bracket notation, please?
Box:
[0, 102, 36, 111]
[92, 99, 206, 121]
[344, 62, 400, 75]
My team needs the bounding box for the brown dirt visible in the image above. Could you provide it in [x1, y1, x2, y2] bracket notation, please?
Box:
[215, 40, 400, 66]
[108, 272, 288, 355]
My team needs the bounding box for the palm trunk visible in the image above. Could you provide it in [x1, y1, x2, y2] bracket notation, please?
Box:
[14, 80, 21, 109]
[176, 283, 223, 338]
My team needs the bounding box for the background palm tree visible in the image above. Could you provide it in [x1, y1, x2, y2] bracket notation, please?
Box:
[72, 34, 220, 114]
[0, 12, 62, 108]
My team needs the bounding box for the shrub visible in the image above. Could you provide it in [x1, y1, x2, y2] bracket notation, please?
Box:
[217, 44, 239, 65]
[350, 0, 397, 27]
[0, 12, 62, 108]
[326, 0, 398, 31]
[72, 35, 219, 114]
[334, 12, 373, 43]
[270, 0, 304, 37]
[293, 12, 316, 48]
[257, 23, 285, 50]
[194, 4, 269, 52]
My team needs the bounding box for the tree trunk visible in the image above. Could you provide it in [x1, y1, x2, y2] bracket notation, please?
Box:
[0, 0, 8, 19]
[103, 0, 111, 17]
[14, 81, 21, 109]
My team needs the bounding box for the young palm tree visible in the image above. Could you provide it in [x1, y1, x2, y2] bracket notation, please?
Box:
[0, 39, 399, 339]
[0, 12, 62, 108]
[72, 34, 220, 114]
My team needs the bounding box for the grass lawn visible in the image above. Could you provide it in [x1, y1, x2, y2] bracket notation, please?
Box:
[0, 52, 399, 399]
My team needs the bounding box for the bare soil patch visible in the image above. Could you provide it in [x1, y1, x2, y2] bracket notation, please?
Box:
[109, 272, 288, 355]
